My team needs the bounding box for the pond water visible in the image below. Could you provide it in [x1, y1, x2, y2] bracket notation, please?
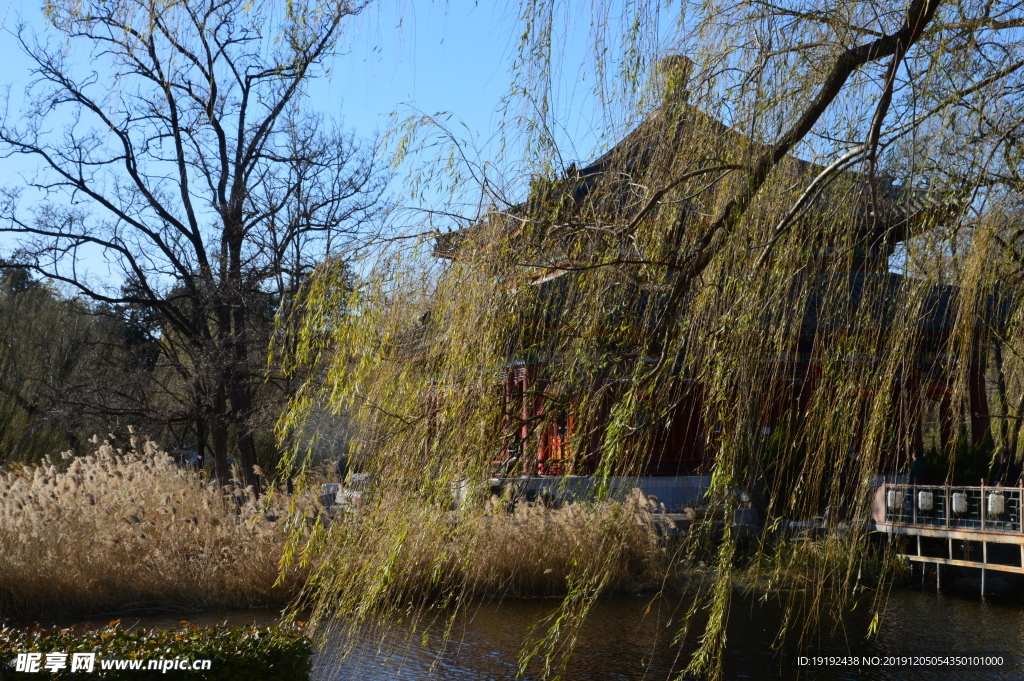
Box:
[312, 590, 1022, 681]
[50, 588, 1023, 680]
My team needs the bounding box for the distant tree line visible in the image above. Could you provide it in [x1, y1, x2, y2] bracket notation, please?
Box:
[0, 262, 357, 474]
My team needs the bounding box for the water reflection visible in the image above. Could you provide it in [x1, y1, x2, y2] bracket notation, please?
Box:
[46, 590, 1023, 680]
[313, 591, 1020, 681]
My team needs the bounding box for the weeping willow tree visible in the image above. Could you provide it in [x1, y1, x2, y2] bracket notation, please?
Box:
[275, 0, 1024, 678]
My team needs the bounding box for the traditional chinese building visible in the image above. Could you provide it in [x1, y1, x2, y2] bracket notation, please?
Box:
[433, 57, 980, 484]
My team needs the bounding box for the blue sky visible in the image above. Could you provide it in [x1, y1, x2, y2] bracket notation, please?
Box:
[0, 0, 652, 284]
[0, 2, 521, 283]
[307, 2, 520, 153]
[0, 2, 524, 185]
[0, 1, 630, 201]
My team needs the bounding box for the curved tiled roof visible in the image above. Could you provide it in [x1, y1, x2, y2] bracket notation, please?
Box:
[435, 64, 959, 261]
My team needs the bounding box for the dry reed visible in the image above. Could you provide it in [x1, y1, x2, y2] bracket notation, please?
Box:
[468, 493, 666, 597]
[0, 438, 307, 619]
[289, 488, 670, 634]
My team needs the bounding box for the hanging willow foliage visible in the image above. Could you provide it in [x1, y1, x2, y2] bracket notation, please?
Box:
[274, 1, 1024, 678]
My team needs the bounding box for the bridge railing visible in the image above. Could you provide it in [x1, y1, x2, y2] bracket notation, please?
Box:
[881, 483, 1024, 533]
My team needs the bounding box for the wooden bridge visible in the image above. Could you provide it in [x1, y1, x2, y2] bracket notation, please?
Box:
[874, 482, 1024, 595]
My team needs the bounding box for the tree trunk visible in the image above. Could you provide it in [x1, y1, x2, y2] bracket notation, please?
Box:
[223, 213, 261, 492]
[195, 413, 207, 471]
[212, 381, 230, 487]
[230, 380, 260, 493]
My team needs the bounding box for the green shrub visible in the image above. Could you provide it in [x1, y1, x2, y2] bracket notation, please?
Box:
[0, 623, 312, 680]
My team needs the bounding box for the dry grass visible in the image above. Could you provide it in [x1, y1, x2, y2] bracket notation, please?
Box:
[0, 436, 671, 623]
[466, 492, 668, 597]
[0, 438, 308, 619]
[292, 488, 671, 632]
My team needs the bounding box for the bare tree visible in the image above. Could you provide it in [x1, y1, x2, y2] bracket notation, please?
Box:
[0, 0, 386, 486]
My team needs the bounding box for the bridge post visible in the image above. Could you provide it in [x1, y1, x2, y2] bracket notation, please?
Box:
[982, 541, 988, 599]
[917, 535, 924, 586]
[982, 480, 986, 532]
[945, 485, 950, 529]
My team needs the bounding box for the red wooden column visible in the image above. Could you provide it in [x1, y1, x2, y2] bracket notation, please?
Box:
[505, 367, 517, 436]
[505, 366, 526, 473]
[521, 365, 532, 469]
[522, 363, 547, 474]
